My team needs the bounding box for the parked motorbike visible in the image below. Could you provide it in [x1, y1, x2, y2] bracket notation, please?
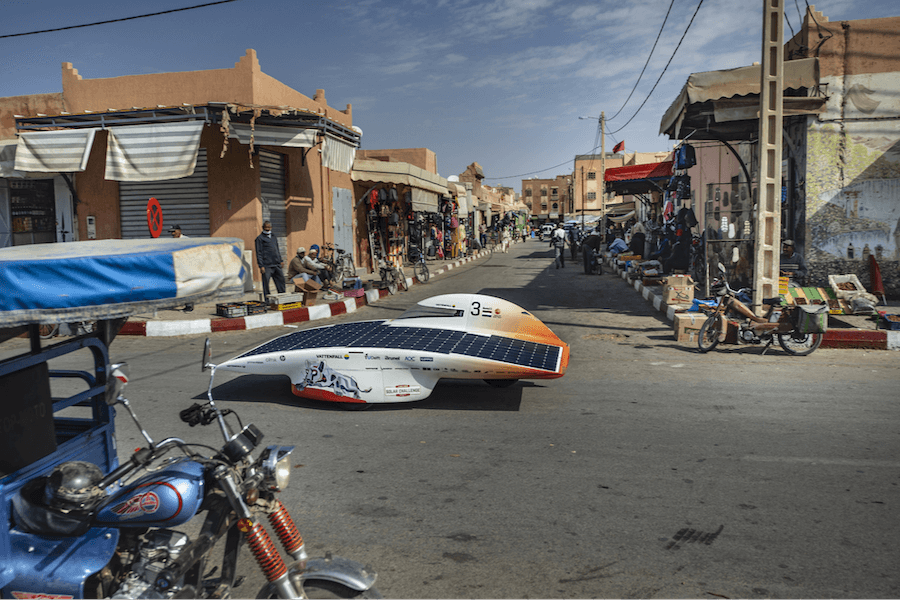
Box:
[8, 339, 381, 599]
[697, 264, 826, 356]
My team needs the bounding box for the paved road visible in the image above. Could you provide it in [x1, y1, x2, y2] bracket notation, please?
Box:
[19, 239, 899, 598]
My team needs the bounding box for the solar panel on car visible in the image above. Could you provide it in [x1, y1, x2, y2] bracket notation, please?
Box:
[239, 320, 560, 371]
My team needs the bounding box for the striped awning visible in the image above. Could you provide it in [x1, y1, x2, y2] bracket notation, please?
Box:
[105, 121, 205, 182]
[229, 123, 318, 148]
[14, 129, 97, 173]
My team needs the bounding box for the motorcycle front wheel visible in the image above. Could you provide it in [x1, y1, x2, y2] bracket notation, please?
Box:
[258, 578, 382, 599]
[697, 315, 721, 353]
[777, 331, 823, 356]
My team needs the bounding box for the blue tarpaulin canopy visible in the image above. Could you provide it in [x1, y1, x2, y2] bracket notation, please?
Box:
[0, 238, 246, 326]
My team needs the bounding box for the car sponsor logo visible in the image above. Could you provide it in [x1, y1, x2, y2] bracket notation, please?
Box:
[385, 384, 422, 397]
[419, 357, 433, 362]
[404, 356, 416, 362]
[384, 356, 400, 361]
[316, 354, 348, 360]
[280, 355, 286, 361]
[366, 355, 381, 360]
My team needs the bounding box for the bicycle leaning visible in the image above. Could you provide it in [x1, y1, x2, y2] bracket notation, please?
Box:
[321, 242, 357, 290]
[378, 257, 408, 295]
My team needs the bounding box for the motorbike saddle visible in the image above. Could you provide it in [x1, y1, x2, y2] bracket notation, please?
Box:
[762, 297, 783, 306]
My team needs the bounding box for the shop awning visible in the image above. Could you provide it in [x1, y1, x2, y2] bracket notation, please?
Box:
[105, 121, 204, 181]
[410, 188, 439, 213]
[229, 123, 317, 148]
[605, 161, 673, 182]
[604, 160, 673, 196]
[14, 128, 97, 173]
[660, 57, 825, 141]
[351, 159, 449, 195]
[322, 135, 356, 174]
[452, 183, 469, 216]
[605, 201, 636, 215]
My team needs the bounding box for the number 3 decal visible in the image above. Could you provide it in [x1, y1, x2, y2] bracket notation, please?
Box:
[471, 301, 481, 316]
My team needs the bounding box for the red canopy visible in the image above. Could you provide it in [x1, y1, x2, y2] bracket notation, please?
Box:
[605, 160, 673, 182]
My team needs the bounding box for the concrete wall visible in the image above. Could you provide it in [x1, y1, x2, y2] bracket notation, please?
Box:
[797, 11, 900, 296]
[60, 49, 352, 127]
[0, 93, 66, 139]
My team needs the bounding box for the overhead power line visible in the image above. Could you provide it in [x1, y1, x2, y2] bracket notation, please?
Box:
[488, 0, 702, 181]
[609, 0, 704, 135]
[606, 0, 677, 123]
[0, 0, 241, 39]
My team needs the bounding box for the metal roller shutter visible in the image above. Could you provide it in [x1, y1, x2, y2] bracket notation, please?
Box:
[259, 149, 288, 258]
[119, 149, 210, 238]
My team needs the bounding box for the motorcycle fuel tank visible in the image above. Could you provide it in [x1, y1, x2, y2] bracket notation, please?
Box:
[95, 460, 204, 527]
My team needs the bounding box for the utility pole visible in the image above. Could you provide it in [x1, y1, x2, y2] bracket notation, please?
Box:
[600, 112, 606, 227]
[753, 0, 784, 312]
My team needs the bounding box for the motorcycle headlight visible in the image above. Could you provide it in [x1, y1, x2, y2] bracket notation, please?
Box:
[260, 445, 295, 491]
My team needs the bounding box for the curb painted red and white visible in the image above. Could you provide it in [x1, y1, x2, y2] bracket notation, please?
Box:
[607, 256, 899, 351]
[120, 250, 491, 337]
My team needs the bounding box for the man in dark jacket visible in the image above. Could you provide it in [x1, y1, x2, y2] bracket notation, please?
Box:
[255, 221, 285, 298]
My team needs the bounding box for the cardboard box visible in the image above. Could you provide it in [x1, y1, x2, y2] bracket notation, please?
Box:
[674, 312, 708, 342]
[303, 291, 318, 306]
[663, 275, 695, 304]
[291, 276, 322, 292]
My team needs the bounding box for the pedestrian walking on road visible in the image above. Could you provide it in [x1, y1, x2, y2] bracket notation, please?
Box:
[551, 222, 566, 269]
[255, 220, 285, 299]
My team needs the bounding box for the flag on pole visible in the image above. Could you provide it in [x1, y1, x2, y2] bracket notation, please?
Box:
[613, 140, 625, 153]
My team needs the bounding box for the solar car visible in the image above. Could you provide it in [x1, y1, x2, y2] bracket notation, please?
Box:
[217, 293, 569, 407]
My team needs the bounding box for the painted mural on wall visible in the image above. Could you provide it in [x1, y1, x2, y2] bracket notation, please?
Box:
[806, 72, 900, 264]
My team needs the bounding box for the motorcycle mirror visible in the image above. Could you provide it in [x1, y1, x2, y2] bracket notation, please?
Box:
[105, 362, 129, 405]
[202, 337, 212, 372]
[717, 263, 727, 274]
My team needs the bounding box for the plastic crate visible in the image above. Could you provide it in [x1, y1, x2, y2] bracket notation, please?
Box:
[243, 301, 268, 315]
[272, 301, 304, 311]
[882, 314, 900, 330]
[216, 303, 247, 318]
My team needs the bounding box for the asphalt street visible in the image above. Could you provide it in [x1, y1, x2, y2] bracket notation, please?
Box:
[15, 238, 900, 598]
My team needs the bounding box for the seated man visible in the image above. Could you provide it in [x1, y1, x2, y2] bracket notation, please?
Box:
[302, 245, 333, 289]
[779, 239, 807, 285]
[287, 247, 319, 292]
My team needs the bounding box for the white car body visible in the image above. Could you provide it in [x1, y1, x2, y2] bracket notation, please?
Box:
[217, 294, 569, 406]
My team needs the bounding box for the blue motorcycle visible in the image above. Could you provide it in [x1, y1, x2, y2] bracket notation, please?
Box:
[0, 238, 380, 599]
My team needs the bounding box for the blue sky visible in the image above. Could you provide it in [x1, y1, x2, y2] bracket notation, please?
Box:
[2, 0, 897, 184]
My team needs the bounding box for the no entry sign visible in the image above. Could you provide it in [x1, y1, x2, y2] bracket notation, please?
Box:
[147, 197, 163, 238]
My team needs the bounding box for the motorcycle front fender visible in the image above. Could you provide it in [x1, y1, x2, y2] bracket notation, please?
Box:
[301, 554, 377, 591]
[257, 555, 378, 599]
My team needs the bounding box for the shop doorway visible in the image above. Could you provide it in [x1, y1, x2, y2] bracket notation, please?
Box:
[8, 179, 56, 246]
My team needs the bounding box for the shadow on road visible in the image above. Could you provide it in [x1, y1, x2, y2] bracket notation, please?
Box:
[207, 374, 532, 411]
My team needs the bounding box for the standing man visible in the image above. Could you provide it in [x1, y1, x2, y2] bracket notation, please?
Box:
[551, 222, 567, 269]
[255, 221, 285, 299]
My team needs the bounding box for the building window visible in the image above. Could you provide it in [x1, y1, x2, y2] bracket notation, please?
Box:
[541, 188, 547, 196]
[587, 172, 596, 180]
[551, 187, 558, 197]
[525, 188, 532, 197]
[587, 192, 596, 201]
